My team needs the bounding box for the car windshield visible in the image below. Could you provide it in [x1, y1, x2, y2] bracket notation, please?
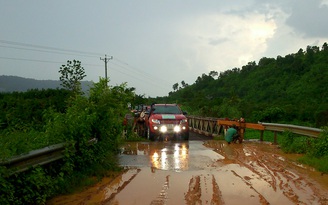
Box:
[153, 105, 182, 114]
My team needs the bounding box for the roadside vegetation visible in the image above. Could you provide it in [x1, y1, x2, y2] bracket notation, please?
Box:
[1, 43, 328, 204]
[0, 60, 137, 204]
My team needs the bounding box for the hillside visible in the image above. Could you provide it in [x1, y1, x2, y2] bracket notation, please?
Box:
[0, 75, 92, 93]
[161, 43, 328, 127]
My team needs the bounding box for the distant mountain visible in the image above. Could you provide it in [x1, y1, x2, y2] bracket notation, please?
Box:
[0, 75, 93, 93]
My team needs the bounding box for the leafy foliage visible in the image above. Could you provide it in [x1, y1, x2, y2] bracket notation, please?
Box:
[0, 89, 70, 131]
[0, 78, 134, 204]
[59, 60, 86, 94]
[307, 126, 328, 158]
[161, 43, 328, 127]
[278, 132, 308, 154]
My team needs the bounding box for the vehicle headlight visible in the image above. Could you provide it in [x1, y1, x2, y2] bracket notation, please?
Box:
[151, 119, 160, 124]
[180, 119, 188, 124]
[174, 125, 181, 132]
[160, 126, 167, 133]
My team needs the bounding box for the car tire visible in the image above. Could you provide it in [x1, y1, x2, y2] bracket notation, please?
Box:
[183, 132, 189, 140]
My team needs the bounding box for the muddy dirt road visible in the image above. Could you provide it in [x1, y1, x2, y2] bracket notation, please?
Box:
[47, 134, 328, 205]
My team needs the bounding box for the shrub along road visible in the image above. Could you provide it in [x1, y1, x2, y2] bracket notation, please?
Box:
[47, 132, 328, 205]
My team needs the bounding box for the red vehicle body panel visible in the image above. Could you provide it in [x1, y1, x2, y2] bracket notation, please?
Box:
[145, 104, 189, 140]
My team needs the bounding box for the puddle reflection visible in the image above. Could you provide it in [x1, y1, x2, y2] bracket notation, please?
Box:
[151, 143, 188, 171]
[120, 142, 189, 171]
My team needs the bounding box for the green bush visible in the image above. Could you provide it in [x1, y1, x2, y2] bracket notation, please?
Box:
[0, 130, 62, 160]
[278, 131, 308, 154]
[306, 126, 328, 158]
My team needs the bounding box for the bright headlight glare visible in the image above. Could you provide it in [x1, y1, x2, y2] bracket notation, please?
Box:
[180, 119, 188, 124]
[160, 126, 167, 133]
[174, 126, 181, 132]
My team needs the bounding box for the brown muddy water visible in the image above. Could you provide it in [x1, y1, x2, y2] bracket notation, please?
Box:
[47, 140, 328, 205]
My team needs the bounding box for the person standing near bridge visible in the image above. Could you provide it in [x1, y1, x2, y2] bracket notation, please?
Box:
[225, 124, 239, 144]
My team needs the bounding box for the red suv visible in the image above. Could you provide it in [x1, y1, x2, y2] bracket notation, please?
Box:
[145, 104, 189, 141]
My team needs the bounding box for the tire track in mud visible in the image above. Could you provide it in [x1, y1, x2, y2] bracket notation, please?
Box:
[211, 174, 225, 205]
[101, 169, 141, 205]
[230, 170, 269, 205]
[209, 141, 327, 205]
[184, 174, 226, 205]
[185, 175, 202, 204]
[47, 140, 328, 205]
[235, 147, 319, 204]
[150, 175, 170, 205]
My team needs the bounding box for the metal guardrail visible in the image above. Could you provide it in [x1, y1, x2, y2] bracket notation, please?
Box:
[259, 122, 322, 138]
[0, 143, 67, 174]
[1, 138, 97, 174]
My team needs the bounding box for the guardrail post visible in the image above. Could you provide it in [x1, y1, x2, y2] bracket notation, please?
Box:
[239, 122, 246, 143]
[273, 131, 277, 144]
[260, 130, 264, 141]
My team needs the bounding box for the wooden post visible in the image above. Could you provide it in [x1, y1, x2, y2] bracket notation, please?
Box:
[239, 127, 245, 143]
[260, 130, 264, 141]
[239, 122, 246, 143]
[273, 131, 277, 144]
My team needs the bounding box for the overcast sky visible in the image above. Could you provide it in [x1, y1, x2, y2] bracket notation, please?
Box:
[1, 1, 328, 97]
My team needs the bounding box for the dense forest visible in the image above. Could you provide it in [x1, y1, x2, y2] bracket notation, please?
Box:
[151, 43, 328, 128]
[0, 75, 92, 93]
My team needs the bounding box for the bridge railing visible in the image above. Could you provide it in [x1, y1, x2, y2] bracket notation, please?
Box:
[1, 116, 323, 174]
[187, 116, 223, 137]
[188, 116, 323, 143]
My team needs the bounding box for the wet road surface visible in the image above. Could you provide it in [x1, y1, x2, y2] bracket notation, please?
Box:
[47, 133, 328, 205]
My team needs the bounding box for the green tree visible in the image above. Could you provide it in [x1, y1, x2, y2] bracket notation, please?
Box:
[209, 70, 218, 79]
[59, 60, 86, 94]
[172, 83, 179, 91]
[181, 80, 189, 88]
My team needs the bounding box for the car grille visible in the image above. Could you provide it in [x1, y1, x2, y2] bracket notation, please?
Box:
[160, 119, 179, 124]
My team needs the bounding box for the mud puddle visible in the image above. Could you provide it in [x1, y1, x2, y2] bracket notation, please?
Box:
[47, 140, 328, 205]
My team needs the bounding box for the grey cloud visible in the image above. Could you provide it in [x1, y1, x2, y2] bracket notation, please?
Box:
[286, 1, 328, 38]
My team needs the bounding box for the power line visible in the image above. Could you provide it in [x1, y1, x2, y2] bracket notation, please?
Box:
[110, 58, 172, 85]
[0, 39, 103, 56]
[100, 55, 113, 80]
[0, 56, 102, 67]
[0, 56, 63, 64]
[109, 64, 169, 91]
[0, 55, 169, 91]
[0, 39, 175, 94]
[0, 39, 173, 86]
[0, 45, 99, 58]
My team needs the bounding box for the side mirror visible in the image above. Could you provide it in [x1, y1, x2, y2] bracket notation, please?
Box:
[183, 111, 188, 115]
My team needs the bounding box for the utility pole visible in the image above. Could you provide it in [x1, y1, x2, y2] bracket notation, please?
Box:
[100, 55, 113, 80]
